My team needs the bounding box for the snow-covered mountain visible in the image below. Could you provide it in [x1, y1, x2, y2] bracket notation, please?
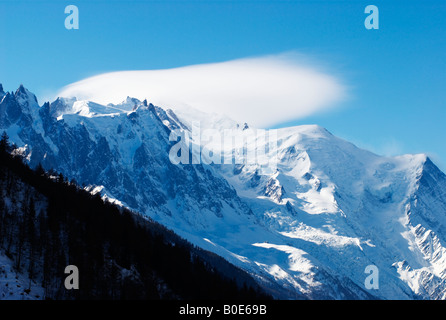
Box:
[1, 84, 446, 299]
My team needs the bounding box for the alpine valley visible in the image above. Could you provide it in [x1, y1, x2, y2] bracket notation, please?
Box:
[1, 83, 446, 300]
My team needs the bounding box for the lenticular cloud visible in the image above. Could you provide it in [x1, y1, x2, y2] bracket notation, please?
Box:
[55, 54, 347, 128]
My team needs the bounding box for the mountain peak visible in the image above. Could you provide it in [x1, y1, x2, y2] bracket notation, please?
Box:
[418, 155, 446, 182]
[0, 84, 5, 102]
[48, 97, 77, 118]
[15, 84, 29, 97]
[298, 124, 332, 136]
[14, 84, 38, 110]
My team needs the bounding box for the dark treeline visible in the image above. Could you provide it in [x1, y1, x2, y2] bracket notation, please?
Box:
[0, 132, 271, 300]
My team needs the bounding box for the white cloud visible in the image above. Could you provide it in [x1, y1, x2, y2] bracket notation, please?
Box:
[55, 53, 347, 128]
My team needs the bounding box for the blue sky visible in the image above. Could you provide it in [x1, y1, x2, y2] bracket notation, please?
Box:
[0, 0, 445, 170]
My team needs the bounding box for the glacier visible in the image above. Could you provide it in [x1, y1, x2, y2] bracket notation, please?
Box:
[1, 83, 446, 299]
